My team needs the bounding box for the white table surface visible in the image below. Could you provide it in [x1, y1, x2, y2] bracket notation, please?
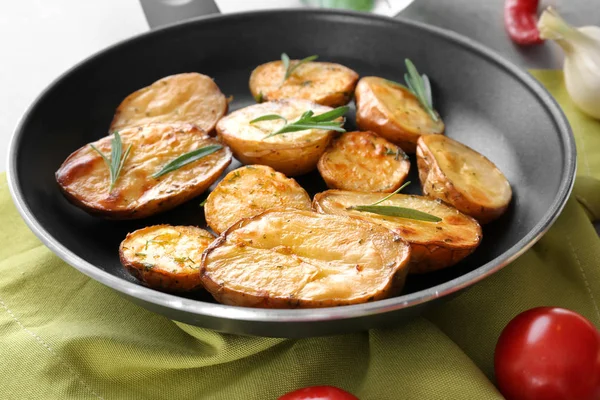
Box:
[0, 0, 149, 171]
[1, 0, 411, 172]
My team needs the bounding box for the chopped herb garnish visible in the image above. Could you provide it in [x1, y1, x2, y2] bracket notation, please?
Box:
[90, 131, 132, 192]
[404, 59, 439, 122]
[250, 106, 348, 139]
[384, 147, 403, 160]
[282, 53, 318, 81]
[348, 181, 442, 222]
[254, 92, 264, 103]
[199, 197, 208, 207]
[134, 252, 147, 257]
[173, 256, 195, 264]
[143, 263, 154, 270]
[228, 171, 242, 182]
[152, 145, 222, 178]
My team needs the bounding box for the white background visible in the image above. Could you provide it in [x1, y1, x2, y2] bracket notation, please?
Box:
[0, 0, 411, 171]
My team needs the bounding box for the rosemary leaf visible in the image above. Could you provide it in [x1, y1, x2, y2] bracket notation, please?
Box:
[253, 105, 348, 139]
[310, 106, 349, 122]
[348, 205, 442, 222]
[249, 114, 288, 124]
[404, 59, 439, 122]
[368, 181, 411, 206]
[346, 180, 442, 222]
[282, 53, 318, 81]
[89, 131, 132, 192]
[152, 145, 222, 179]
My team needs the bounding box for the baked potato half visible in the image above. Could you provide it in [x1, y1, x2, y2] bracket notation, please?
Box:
[216, 99, 340, 176]
[417, 135, 512, 224]
[110, 73, 227, 134]
[200, 209, 411, 308]
[313, 190, 482, 273]
[355, 77, 445, 153]
[317, 131, 410, 193]
[56, 124, 231, 219]
[249, 59, 358, 107]
[204, 165, 312, 235]
[119, 225, 214, 292]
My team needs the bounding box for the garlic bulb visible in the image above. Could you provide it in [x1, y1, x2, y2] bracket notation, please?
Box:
[538, 7, 600, 119]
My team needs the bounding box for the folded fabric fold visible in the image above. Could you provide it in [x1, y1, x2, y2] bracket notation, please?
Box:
[0, 71, 598, 399]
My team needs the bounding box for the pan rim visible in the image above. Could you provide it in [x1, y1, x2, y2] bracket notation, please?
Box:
[6, 9, 576, 325]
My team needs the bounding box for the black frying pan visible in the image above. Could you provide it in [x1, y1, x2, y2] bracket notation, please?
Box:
[7, 9, 575, 337]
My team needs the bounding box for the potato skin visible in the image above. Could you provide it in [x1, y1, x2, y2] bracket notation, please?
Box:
[313, 190, 482, 274]
[355, 77, 445, 153]
[204, 165, 312, 235]
[56, 124, 231, 219]
[119, 225, 214, 292]
[318, 131, 410, 193]
[110, 73, 227, 135]
[216, 99, 339, 176]
[417, 135, 512, 224]
[200, 209, 411, 308]
[249, 60, 358, 107]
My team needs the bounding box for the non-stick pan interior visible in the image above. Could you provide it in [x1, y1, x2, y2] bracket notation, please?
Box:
[8, 10, 574, 336]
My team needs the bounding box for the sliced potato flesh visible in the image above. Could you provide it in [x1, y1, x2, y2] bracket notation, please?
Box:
[201, 210, 411, 308]
[216, 99, 339, 176]
[56, 124, 231, 219]
[417, 135, 512, 224]
[249, 60, 359, 107]
[110, 73, 227, 134]
[355, 77, 444, 153]
[318, 131, 410, 192]
[205, 165, 312, 235]
[119, 225, 214, 292]
[313, 190, 482, 273]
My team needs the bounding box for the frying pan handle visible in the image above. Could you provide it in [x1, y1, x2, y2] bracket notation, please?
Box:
[139, 0, 221, 29]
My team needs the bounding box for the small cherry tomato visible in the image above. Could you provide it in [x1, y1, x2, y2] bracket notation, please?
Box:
[278, 385, 359, 400]
[494, 307, 600, 400]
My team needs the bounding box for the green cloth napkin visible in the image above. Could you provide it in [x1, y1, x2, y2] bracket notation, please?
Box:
[1, 70, 599, 400]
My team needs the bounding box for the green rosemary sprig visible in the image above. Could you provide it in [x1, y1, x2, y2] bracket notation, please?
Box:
[152, 145, 222, 179]
[250, 106, 348, 139]
[282, 53, 318, 81]
[348, 181, 442, 222]
[404, 59, 439, 122]
[90, 131, 132, 192]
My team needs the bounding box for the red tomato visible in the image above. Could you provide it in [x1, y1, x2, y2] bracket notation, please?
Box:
[494, 307, 600, 400]
[278, 385, 359, 400]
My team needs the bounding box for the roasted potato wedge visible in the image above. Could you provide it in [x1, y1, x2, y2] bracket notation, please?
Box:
[56, 124, 232, 219]
[204, 165, 312, 235]
[216, 99, 340, 176]
[313, 190, 482, 273]
[119, 225, 214, 292]
[201, 209, 411, 308]
[355, 77, 445, 153]
[417, 135, 512, 224]
[249, 59, 358, 107]
[317, 131, 410, 192]
[110, 73, 227, 134]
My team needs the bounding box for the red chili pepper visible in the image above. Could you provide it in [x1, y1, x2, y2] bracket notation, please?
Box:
[504, 0, 543, 45]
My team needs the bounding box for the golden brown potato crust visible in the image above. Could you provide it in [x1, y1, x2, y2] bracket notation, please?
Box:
[119, 225, 214, 292]
[313, 190, 482, 273]
[56, 124, 231, 219]
[318, 131, 410, 193]
[110, 73, 227, 134]
[216, 99, 339, 176]
[355, 77, 444, 153]
[417, 135, 512, 224]
[201, 209, 411, 308]
[204, 165, 312, 235]
[249, 60, 358, 107]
